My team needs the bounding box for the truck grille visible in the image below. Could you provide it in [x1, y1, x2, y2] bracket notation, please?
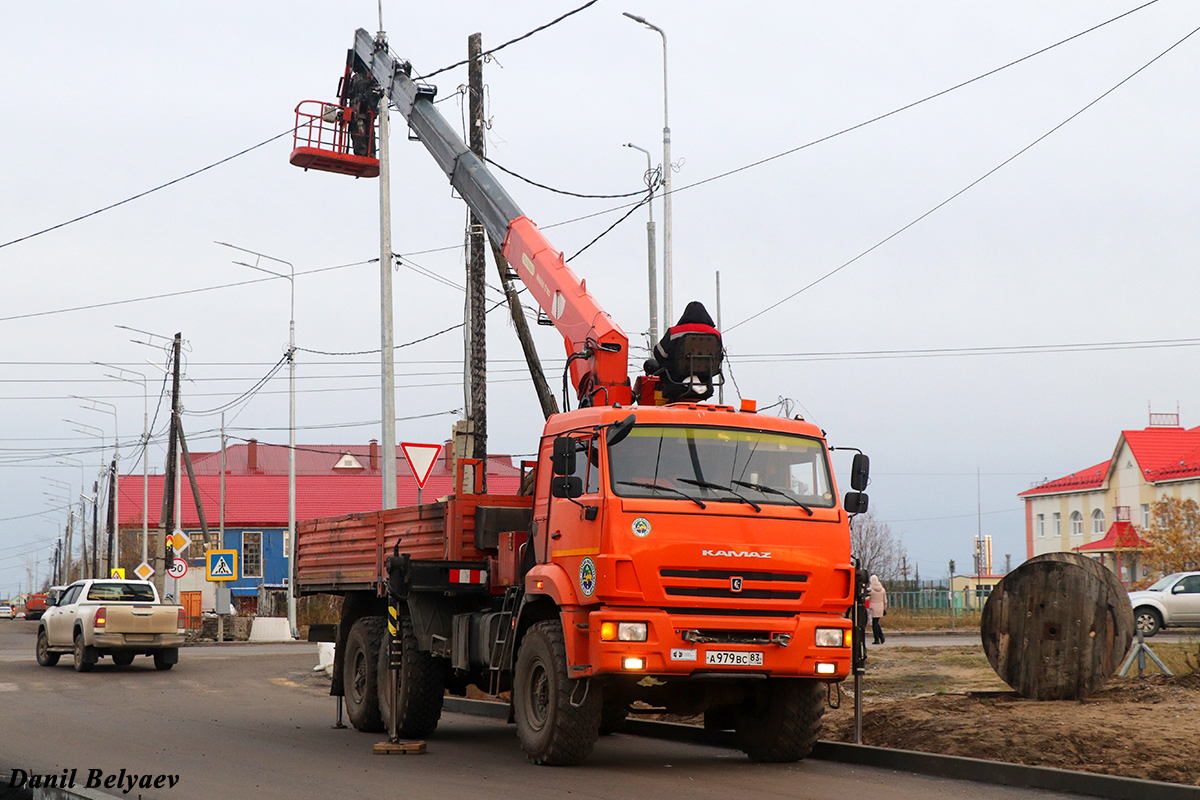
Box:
[659, 567, 807, 601]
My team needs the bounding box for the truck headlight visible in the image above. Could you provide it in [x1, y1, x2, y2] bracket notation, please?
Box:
[815, 627, 848, 647]
[617, 622, 648, 642]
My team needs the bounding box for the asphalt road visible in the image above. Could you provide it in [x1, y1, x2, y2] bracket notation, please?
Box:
[0, 619, 1091, 800]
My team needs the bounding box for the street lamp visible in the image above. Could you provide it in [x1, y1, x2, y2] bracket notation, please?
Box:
[216, 241, 298, 640]
[624, 11, 674, 325]
[623, 142, 658, 343]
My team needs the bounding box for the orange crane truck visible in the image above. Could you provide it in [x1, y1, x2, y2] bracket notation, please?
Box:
[295, 28, 871, 766]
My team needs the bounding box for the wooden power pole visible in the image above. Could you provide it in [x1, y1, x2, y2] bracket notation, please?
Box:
[156, 333, 182, 598]
[468, 32, 488, 492]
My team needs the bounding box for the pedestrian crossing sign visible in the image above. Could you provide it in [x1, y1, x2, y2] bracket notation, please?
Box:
[207, 550, 238, 581]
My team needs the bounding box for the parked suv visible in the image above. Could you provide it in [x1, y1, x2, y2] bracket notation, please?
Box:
[1129, 572, 1200, 636]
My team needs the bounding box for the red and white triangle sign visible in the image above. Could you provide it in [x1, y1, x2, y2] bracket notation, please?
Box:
[401, 442, 442, 489]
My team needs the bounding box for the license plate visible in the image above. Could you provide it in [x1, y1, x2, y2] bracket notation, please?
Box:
[124, 634, 154, 643]
[705, 650, 763, 666]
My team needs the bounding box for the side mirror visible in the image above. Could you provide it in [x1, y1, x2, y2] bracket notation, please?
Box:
[851, 453, 870, 492]
[844, 491, 869, 514]
[606, 414, 637, 448]
[1172, 583, 1186, 594]
[551, 476, 583, 499]
[552, 436, 577, 476]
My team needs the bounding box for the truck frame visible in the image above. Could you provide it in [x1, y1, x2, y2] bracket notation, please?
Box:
[296, 29, 870, 766]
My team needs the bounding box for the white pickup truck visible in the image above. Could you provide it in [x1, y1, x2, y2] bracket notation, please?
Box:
[1128, 571, 1200, 636]
[36, 579, 185, 672]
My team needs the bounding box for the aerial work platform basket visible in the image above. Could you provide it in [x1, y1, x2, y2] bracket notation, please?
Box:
[289, 100, 379, 179]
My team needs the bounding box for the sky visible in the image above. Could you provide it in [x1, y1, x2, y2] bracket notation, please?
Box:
[2, 1, 1199, 596]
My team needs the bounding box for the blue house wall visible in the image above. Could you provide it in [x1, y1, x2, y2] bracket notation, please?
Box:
[185, 527, 288, 596]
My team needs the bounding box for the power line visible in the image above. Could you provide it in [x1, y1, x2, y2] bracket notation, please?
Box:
[0, 128, 297, 251]
[566, 190, 655, 263]
[484, 155, 646, 199]
[296, 298, 508, 356]
[414, 0, 601, 81]
[728, 19, 1200, 332]
[0, 259, 377, 325]
[728, 336, 1200, 362]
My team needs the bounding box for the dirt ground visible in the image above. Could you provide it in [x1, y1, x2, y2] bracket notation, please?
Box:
[818, 642, 1200, 786]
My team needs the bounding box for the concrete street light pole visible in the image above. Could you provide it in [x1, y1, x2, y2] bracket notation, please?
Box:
[217, 242, 298, 639]
[623, 142, 658, 343]
[624, 12, 673, 325]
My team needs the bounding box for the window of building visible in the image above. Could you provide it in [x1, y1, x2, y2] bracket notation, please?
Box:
[1070, 511, 1083, 538]
[242, 531, 263, 578]
[1091, 509, 1105, 536]
[1141, 503, 1150, 529]
[1036, 514, 1045, 538]
[1053, 512, 1061, 537]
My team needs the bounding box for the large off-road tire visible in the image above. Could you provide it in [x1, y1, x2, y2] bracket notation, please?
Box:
[36, 629, 59, 667]
[734, 678, 824, 762]
[343, 616, 386, 732]
[73, 633, 97, 673]
[153, 649, 177, 671]
[513, 619, 602, 765]
[112, 653, 135, 666]
[377, 609, 446, 738]
[1134, 607, 1162, 637]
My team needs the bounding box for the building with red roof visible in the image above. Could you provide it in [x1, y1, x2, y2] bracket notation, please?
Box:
[115, 438, 523, 610]
[1018, 412, 1198, 585]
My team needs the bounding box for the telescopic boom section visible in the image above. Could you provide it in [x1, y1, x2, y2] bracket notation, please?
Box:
[353, 29, 631, 407]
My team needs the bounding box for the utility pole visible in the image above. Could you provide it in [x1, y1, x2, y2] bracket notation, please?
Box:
[65, 510, 74, 582]
[377, 30, 398, 511]
[157, 333, 182, 599]
[467, 32, 488, 492]
[105, 461, 116, 575]
[91, 479, 99, 579]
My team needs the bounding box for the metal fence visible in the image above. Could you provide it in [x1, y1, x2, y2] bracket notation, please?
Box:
[885, 587, 991, 614]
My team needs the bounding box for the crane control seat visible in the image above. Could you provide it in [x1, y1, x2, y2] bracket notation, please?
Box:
[642, 329, 724, 403]
[289, 100, 380, 179]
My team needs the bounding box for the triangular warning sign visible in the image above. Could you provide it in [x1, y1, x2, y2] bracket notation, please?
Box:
[211, 557, 233, 577]
[401, 442, 442, 489]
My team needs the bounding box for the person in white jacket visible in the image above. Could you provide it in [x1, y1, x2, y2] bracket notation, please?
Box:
[869, 575, 887, 644]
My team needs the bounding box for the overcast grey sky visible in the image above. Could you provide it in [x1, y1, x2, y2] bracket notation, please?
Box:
[2, 1, 1198, 595]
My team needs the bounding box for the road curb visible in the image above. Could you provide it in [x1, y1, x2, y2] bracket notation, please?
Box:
[440, 698, 1199, 799]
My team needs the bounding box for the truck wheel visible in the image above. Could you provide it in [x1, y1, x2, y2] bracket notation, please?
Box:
[1134, 607, 1162, 637]
[734, 678, 824, 762]
[513, 619, 601, 765]
[36, 629, 59, 667]
[377, 609, 446, 738]
[112, 654, 135, 667]
[343, 616, 386, 732]
[153, 649, 177, 671]
[73, 633, 97, 673]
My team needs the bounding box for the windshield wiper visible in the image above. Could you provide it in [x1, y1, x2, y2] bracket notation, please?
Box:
[731, 480, 814, 516]
[678, 479, 761, 512]
[616, 481, 706, 509]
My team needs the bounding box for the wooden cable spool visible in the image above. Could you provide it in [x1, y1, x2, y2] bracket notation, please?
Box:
[980, 551, 1134, 700]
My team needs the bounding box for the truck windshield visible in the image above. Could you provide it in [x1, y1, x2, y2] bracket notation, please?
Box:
[87, 582, 157, 602]
[609, 425, 835, 508]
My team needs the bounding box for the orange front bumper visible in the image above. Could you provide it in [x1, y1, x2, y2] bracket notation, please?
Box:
[584, 607, 850, 680]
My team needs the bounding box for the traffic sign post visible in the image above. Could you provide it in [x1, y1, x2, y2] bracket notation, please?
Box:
[168, 558, 188, 580]
[169, 530, 191, 553]
[207, 550, 238, 582]
[110, 568, 125, 580]
[134, 562, 153, 581]
[401, 442, 441, 506]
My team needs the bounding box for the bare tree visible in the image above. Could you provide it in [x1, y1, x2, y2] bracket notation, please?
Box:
[849, 509, 907, 582]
